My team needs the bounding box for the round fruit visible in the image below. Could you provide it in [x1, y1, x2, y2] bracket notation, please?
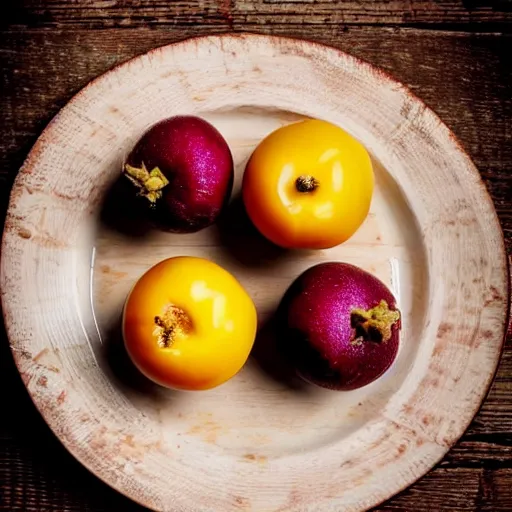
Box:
[242, 119, 374, 249]
[277, 262, 401, 390]
[123, 115, 234, 233]
[123, 256, 257, 390]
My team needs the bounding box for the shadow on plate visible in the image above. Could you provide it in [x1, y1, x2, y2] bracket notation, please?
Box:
[102, 314, 162, 395]
[249, 315, 313, 395]
[214, 193, 293, 269]
[102, 315, 186, 411]
[98, 173, 154, 239]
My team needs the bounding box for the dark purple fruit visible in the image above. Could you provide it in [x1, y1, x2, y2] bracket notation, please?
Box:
[277, 262, 401, 391]
[123, 115, 233, 233]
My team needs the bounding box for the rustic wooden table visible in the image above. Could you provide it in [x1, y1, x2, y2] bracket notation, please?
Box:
[1, 1, 511, 511]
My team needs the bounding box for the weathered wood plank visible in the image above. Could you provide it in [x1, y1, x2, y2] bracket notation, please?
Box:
[3, 0, 512, 30]
[376, 468, 512, 511]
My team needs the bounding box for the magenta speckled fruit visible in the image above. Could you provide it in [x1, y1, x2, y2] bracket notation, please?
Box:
[123, 115, 234, 233]
[277, 262, 401, 391]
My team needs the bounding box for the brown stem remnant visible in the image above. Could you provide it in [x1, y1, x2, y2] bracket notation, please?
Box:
[153, 304, 192, 348]
[350, 300, 400, 344]
[295, 175, 319, 193]
[124, 162, 169, 204]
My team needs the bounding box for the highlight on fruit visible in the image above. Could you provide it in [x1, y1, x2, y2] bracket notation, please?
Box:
[242, 119, 374, 249]
[276, 262, 401, 391]
[122, 256, 257, 391]
[123, 115, 234, 233]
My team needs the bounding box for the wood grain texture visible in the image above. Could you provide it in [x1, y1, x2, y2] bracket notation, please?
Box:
[3, 0, 512, 30]
[0, 21, 511, 512]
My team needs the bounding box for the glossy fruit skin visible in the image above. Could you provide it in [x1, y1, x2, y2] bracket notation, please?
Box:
[123, 257, 257, 390]
[242, 119, 374, 249]
[125, 116, 234, 233]
[277, 262, 400, 391]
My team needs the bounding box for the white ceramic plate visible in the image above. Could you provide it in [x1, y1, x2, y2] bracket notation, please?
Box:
[1, 34, 509, 512]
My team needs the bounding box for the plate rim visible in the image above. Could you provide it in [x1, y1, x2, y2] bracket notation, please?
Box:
[1, 32, 510, 511]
